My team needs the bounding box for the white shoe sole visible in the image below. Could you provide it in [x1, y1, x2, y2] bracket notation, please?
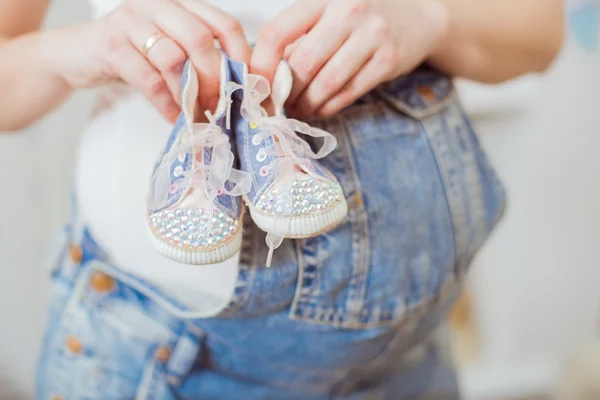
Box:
[146, 222, 242, 265]
[245, 197, 348, 238]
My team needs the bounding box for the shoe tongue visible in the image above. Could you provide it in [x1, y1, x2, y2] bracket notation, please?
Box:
[270, 61, 293, 116]
[182, 54, 231, 125]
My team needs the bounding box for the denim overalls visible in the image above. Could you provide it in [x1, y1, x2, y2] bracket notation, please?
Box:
[36, 65, 506, 399]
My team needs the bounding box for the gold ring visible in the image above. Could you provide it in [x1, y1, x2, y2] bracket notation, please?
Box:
[141, 32, 165, 57]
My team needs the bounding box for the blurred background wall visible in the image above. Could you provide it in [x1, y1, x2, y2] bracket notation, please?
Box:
[0, 0, 598, 399]
[457, 0, 600, 397]
[0, 1, 94, 398]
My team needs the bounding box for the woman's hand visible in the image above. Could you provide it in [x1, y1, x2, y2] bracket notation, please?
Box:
[251, 0, 449, 118]
[47, 0, 251, 122]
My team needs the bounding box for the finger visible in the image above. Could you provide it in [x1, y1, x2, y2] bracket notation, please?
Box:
[118, 46, 180, 122]
[283, 34, 305, 60]
[251, 0, 325, 82]
[286, 3, 362, 107]
[136, 0, 221, 112]
[123, 16, 186, 105]
[292, 28, 378, 116]
[316, 51, 393, 118]
[177, 0, 251, 64]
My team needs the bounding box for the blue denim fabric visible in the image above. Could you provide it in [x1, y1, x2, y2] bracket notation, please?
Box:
[37, 65, 506, 399]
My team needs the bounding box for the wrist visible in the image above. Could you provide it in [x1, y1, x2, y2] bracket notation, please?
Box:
[425, 0, 488, 78]
[421, 0, 453, 57]
[40, 23, 100, 90]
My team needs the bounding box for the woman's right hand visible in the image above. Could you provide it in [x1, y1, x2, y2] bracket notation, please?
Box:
[46, 0, 251, 122]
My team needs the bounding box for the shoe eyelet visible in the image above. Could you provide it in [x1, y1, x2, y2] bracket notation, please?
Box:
[251, 136, 262, 146]
[177, 153, 186, 162]
[256, 151, 267, 162]
[173, 166, 183, 177]
[169, 184, 178, 194]
[259, 166, 270, 177]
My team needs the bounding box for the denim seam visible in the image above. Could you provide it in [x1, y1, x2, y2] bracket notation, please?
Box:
[290, 238, 315, 313]
[136, 359, 160, 400]
[420, 93, 468, 275]
[291, 91, 470, 328]
[374, 87, 454, 121]
[164, 326, 203, 389]
[291, 273, 463, 330]
[331, 319, 421, 396]
[79, 259, 230, 320]
[73, 263, 200, 398]
[40, 261, 89, 398]
[458, 97, 508, 242]
[48, 265, 179, 400]
[289, 120, 339, 313]
[290, 115, 371, 328]
[338, 115, 371, 324]
[218, 212, 257, 315]
[192, 332, 350, 388]
[452, 102, 488, 268]
[289, 131, 340, 320]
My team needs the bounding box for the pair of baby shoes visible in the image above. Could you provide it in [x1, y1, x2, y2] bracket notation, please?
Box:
[146, 55, 347, 267]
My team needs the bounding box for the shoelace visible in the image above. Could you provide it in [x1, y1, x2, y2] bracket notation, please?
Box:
[234, 73, 338, 266]
[152, 87, 250, 232]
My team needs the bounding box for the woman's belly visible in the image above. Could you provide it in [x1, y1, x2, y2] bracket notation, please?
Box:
[75, 91, 238, 311]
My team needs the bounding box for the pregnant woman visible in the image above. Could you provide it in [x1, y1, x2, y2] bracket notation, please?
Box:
[0, 0, 562, 398]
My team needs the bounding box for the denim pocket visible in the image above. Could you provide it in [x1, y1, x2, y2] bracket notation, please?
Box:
[376, 69, 507, 271]
[373, 67, 455, 121]
[291, 68, 505, 330]
[36, 262, 181, 400]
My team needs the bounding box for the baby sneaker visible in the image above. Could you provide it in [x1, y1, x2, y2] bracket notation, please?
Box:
[146, 57, 250, 264]
[228, 60, 348, 266]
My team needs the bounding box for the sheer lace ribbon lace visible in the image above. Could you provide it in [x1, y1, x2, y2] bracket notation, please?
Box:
[151, 86, 250, 231]
[234, 74, 338, 266]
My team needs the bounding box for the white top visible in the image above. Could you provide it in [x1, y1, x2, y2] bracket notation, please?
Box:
[78, 0, 294, 312]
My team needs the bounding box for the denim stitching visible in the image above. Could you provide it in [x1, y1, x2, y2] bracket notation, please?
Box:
[136, 359, 160, 400]
[218, 211, 257, 315]
[450, 102, 488, 267]
[291, 82, 475, 329]
[290, 237, 317, 308]
[290, 115, 371, 328]
[45, 263, 185, 400]
[457, 101, 508, 263]
[460, 111, 507, 225]
[336, 115, 371, 324]
[421, 93, 467, 275]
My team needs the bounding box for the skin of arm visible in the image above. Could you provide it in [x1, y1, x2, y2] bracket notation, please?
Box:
[429, 0, 565, 83]
[0, 0, 253, 133]
[0, 0, 77, 132]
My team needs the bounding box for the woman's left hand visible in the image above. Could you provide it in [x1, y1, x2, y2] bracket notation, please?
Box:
[251, 0, 449, 117]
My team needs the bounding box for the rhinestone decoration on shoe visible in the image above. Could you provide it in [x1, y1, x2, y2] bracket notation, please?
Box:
[255, 179, 344, 217]
[150, 208, 239, 250]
